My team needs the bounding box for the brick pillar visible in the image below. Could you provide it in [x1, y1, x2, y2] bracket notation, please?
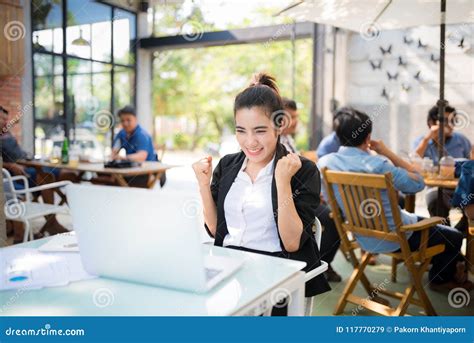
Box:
[0, 75, 23, 141]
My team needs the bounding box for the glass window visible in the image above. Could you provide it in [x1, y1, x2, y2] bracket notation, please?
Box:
[33, 27, 63, 53]
[32, 0, 62, 30]
[67, 59, 112, 128]
[34, 122, 65, 159]
[114, 66, 135, 113]
[92, 62, 112, 114]
[34, 54, 64, 120]
[32, 0, 63, 53]
[66, 0, 111, 61]
[67, 58, 92, 125]
[152, 39, 312, 150]
[66, 23, 92, 59]
[113, 9, 136, 66]
[91, 21, 112, 62]
[152, 0, 294, 37]
[32, 1, 136, 155]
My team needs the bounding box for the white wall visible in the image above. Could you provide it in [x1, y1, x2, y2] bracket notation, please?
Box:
[331, 23, 474, 155]
[136, 11, 154, 134]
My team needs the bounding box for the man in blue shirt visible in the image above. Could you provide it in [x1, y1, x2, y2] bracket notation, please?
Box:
[316, 110, 344, 158]
[413, 104, 472, 229]
[112, 106, 158, 162]
[317, 131, 341, 158]
[413, 105, 472, 164]
[108, 106, 164, 188]
[318, 107, 470, 291]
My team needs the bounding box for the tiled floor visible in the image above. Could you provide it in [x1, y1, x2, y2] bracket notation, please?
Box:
[312, 251, 474, 316]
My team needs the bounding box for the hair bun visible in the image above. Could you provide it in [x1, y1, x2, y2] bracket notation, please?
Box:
[249, 72, 279, 94]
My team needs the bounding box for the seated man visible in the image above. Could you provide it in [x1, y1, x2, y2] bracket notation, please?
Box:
[108, 106, 164, 188]
[1, 106, 73, 242]
[318, 107, 471, 291]
[280, 97, 342, 282]
[279, 98, 299, 153]
[413, 104, 472, 230]
[112, 106, 158, 163]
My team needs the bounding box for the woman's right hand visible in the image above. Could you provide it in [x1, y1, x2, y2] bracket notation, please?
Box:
[192, 156, 213, 186]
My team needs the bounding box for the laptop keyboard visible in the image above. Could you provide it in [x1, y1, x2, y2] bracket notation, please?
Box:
[205, 267, 223, 281]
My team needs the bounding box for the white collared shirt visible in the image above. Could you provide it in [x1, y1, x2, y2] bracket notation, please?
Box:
[223, 156, 282, 252]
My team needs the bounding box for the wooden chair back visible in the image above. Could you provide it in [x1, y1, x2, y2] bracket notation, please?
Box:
[321, 168, 404, 247]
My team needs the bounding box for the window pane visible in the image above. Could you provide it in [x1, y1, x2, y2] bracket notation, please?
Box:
[34, 54, 64, 120]
[34, 122, 65, 158]
[67, 59, 112, 129]
[113, 9, 136, 66]
[91, 62, 112, 120]
[152, 0, 294, 37]
[33, 27, 63, 53]
[152, 39, 312, 150]
[114, 66, 135, 114]
[67, 58, 92, 125]
[92, 21, 112, 62]
[32, 0, 63, 53]
[66, 24, 91, 59]
[32, 0, 62, 30]
[66, 0, 111, 60]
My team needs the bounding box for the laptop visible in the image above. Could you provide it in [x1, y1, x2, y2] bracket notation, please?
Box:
[66, 184, 243, 293]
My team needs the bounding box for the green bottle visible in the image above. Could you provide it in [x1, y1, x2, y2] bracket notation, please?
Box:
[61, 137, 69, 164]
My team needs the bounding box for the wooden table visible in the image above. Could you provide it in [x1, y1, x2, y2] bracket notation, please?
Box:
[404, 176, 474, 272]
[17, 159, 174, 189]
[404, 176, 458, 213]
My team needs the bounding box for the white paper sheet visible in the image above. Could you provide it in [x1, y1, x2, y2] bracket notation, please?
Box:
[0, 247, 96, 291]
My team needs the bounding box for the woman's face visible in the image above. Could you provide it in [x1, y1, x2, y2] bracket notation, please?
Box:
[235, 106, 279, 165]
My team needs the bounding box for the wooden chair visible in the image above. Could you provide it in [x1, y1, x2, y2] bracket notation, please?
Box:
[321, 167, 445, 316]
[300, 150, 317, 163]
[155, 143, 166, 162]
[467, 219, 474, 273]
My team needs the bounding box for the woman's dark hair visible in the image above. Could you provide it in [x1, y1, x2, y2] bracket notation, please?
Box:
[335, 107, 372, 147]
[427, 104, 455, 126]
[234, 73, 283, 125]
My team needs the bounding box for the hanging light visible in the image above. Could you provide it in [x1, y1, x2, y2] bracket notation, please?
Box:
[72, 28, 90, 46]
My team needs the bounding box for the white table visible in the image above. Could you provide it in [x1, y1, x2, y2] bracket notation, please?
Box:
[0, 238, 306, 316]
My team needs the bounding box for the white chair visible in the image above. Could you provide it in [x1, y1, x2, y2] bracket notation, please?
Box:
[263, 217, 329, 316]
[300, 217, 329, 316]
[305, 217, 329, 282]
[2, 168, 72, 242]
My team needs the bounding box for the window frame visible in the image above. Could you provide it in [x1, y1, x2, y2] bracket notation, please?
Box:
[31, 0, 138, 152]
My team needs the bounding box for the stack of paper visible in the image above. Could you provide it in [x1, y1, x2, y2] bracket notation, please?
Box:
[0, 247, 96, 291]
[38, 232, 79, 253]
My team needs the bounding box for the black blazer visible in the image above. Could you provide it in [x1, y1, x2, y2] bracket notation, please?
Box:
[205, 143, 331, 297]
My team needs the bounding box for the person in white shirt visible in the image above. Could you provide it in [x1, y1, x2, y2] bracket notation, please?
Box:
[192, 73, 330, 315]
[279, 97, 343, 282]
[279, 98, 299, 153]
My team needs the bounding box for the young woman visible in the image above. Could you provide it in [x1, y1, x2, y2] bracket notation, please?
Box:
[192, 73, 330, 314]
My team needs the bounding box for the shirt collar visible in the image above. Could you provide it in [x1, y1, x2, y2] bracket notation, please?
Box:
[125, 124, 141, 138]
[239, 153, 276, 179]
[338, 146, 369, 156]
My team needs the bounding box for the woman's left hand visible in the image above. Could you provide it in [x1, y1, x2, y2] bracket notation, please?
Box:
[275, 153, 302, 184]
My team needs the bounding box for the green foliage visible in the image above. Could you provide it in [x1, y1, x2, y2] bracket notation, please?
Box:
[152, 1, 313, 150]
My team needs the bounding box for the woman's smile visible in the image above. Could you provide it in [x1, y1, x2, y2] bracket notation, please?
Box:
[246, 147, 264, 156]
